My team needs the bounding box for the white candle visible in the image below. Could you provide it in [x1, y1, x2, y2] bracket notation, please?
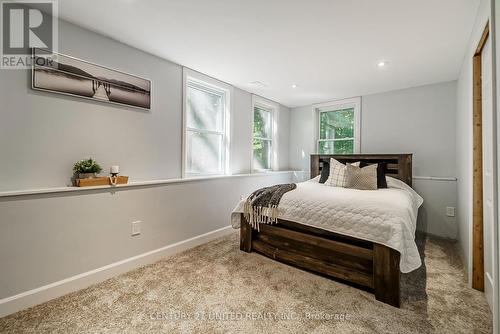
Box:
[110, 165, 120, 174]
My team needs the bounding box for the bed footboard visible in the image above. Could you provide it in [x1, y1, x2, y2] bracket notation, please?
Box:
[239, 215, 400, 307]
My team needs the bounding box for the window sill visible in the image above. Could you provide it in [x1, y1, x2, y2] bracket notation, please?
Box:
[0, 171, 296, 198]
[251, 169, 274, 174]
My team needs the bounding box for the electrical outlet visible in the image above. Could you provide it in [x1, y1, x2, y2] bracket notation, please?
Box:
[446, 207, 455, 217]
[131, 221, 141, 236]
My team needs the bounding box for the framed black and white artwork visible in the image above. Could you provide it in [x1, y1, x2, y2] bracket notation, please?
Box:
[32, 48, 151, 110]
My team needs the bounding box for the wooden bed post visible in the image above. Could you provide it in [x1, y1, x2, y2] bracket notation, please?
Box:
[240, 216, 252, 252]
[373, 244, 400, 307]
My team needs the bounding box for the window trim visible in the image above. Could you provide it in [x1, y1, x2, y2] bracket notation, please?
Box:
[251, 95, 279, 172]
[314, 97, 361, 154]
[182, 68, 232, 178]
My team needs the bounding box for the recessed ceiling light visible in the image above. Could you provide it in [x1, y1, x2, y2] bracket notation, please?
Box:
[291, 84, 298, 88]
[377, 61, 388, 67]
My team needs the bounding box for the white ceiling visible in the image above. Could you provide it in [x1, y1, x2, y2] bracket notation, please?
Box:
[57, 0, 479, 108]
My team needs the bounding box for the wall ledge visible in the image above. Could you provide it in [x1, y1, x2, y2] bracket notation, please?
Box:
[0, 171, 296, 198]
[289, 170, 458, 182]
[412, 176, 458, 181]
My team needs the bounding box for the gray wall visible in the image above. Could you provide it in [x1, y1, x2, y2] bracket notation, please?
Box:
[0, 173, 293, 299]
[278, 105, 291, 170]
[0, 19, 293, 306]
[0, 20, 291, 192]
[288, 81, 458, 238]
[361, 82, 456, 178]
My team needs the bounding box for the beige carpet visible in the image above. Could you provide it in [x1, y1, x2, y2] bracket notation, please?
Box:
[0, 231, 492, 333]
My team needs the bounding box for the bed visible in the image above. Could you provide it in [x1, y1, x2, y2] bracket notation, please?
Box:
[231, 154, 422, 307]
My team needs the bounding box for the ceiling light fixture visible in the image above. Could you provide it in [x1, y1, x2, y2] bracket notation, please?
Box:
[377, 61, 388, 68]
[291, 84, 298, 88]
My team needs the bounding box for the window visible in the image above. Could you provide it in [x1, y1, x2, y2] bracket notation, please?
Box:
[316, 97, 361, 154]
[252, 96, 278, 171]
[253, 105, 273, 170]
[183, 70, 230, 177]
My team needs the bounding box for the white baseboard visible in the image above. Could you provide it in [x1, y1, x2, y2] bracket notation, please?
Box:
[0, 225, 234, 318]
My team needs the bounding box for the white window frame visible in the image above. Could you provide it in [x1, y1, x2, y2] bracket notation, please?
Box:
[314, 97, 361, 154]
[251, 95, 278, 172]
[182, 68, 232, 178]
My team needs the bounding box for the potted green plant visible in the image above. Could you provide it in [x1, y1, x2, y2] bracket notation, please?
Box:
[73, 158, 103, 179]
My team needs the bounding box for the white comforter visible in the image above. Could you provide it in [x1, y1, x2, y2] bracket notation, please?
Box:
[231, 177, 423, 273]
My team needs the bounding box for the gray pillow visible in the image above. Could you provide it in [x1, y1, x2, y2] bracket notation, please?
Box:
[345, 164, 378, 190]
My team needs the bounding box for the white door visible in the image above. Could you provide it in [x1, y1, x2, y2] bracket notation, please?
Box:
[482, 36, 494, 310]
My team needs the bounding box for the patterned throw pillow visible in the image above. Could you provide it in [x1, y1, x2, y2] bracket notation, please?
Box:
[345, 164, 378, 190]
[360, 162, 388, 188]
[325, 158, 360, 187]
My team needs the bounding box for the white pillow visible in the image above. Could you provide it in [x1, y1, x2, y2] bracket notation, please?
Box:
[325, 158, 360, 187]
[308, 175, 321, 183]
[386, 176, 424, 208]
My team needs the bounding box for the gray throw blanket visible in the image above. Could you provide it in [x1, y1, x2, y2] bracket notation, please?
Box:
[243, 183, 297, 230]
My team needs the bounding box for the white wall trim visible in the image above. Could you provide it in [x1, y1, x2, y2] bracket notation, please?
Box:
[0, 172, 452, 199]
[490, 0, 500, 330]
[493, 0, 500, 331]
[412, 176, 458, 181]
[0, 171, 295, 198]
[0, 225, 234, 318]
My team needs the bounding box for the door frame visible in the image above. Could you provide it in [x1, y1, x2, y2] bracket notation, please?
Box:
[472, 22, 490, 291]
[492, 0, 500, 331]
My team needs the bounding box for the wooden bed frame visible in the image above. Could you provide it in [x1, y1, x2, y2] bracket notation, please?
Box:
[240, 154, 413, 307]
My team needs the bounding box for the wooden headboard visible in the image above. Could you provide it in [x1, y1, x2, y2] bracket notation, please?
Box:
[310, 154, 413, 187]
